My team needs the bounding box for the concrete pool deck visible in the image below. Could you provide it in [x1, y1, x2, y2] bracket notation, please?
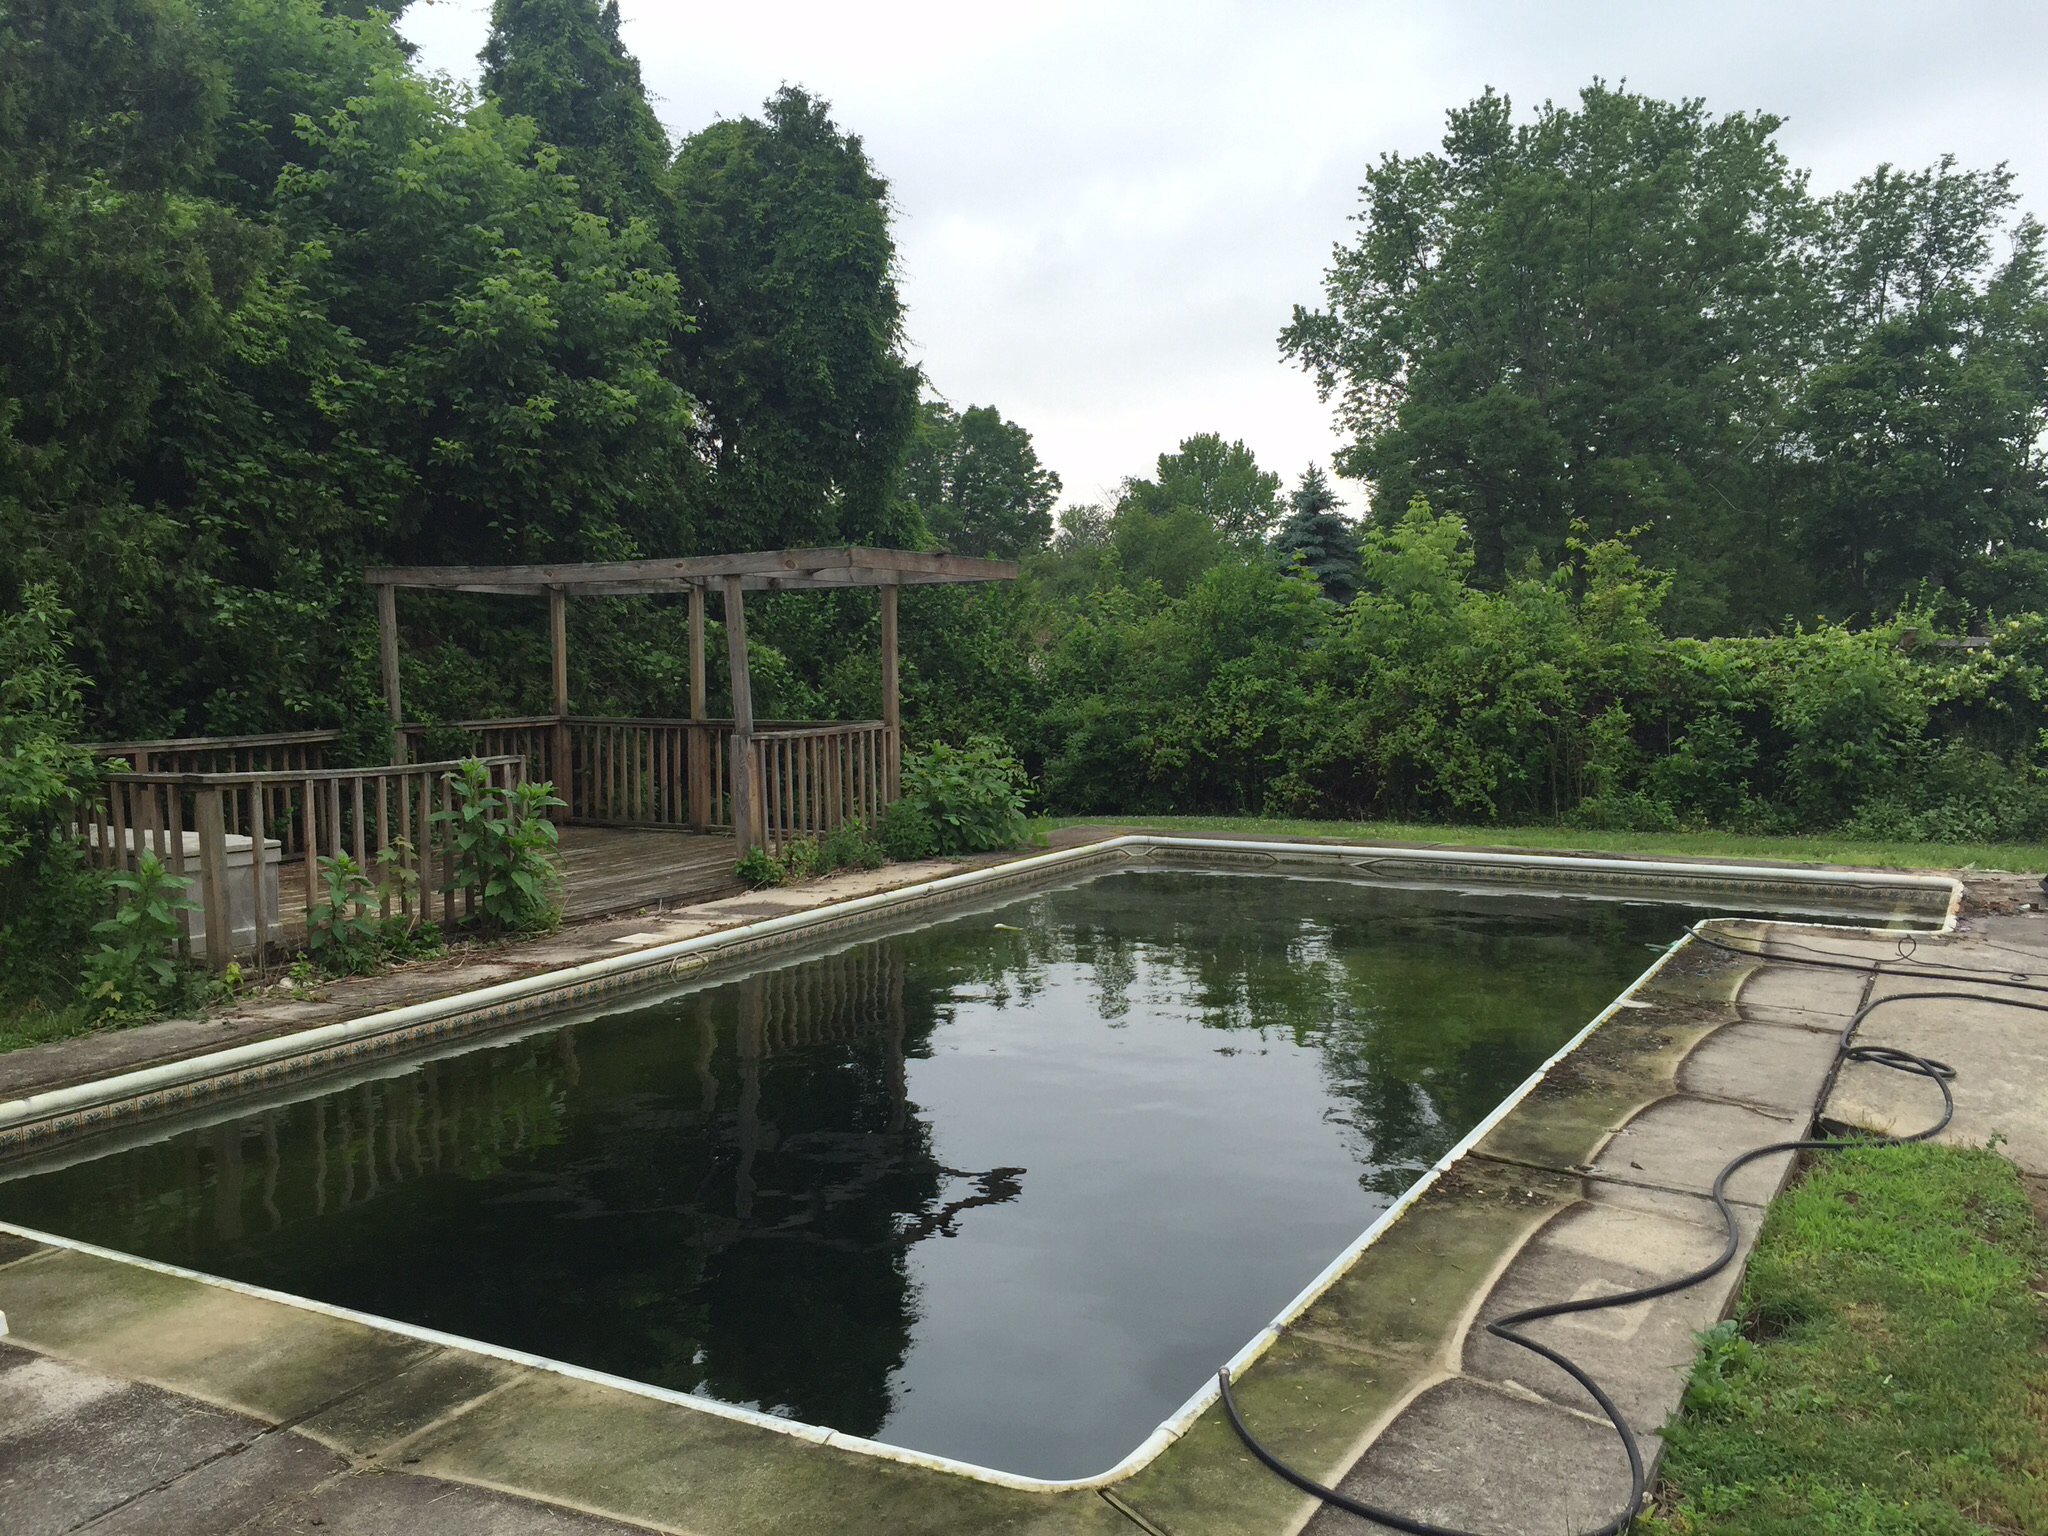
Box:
[2, 840, 2044, 1534]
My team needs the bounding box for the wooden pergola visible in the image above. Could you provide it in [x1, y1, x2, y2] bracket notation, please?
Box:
[363, 547, 1017, 852]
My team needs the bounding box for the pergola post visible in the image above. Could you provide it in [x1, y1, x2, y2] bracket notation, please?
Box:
[548, 585, 570, 810]
[688, 584, 708, 831]
[723, 576, 757, 854]
[376, 582, 403, 764]
[879, 584, 900, 804]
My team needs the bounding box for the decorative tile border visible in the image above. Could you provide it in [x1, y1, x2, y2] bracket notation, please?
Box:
[0, 837, 1951, 1160]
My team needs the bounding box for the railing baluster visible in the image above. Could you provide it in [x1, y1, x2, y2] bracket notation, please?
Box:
[300, 777, 317, 939]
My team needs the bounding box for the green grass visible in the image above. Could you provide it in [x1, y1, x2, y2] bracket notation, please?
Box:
[0, 997, 112, 1056]
[1050, 816, 2048, 873]
[1639, 1143, 2048, 1534]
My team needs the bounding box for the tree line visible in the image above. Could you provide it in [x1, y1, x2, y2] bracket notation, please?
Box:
[2, 2, 2044, 855]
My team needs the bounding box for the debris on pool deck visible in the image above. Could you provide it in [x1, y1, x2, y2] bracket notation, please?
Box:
[2, 838, 2041, 1536]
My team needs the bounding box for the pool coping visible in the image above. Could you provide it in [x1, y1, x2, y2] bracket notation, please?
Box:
[0, 836, 1963, 1500]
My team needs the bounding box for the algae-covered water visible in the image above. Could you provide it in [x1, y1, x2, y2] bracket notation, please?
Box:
[0, 871, 1718, 1478]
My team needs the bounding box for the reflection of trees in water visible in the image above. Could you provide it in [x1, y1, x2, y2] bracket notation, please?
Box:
[0, 940, 1024, 1440]
[934, 874, 1662, 1197]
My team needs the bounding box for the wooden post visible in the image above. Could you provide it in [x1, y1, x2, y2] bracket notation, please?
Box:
[376, 583, 403, 765]
[879, 583, 900, 804]
[194, 786, 233, 974]
[548, 585, 571, 817]
[688, 583, 708, 831]
[723, 576, 756, 855]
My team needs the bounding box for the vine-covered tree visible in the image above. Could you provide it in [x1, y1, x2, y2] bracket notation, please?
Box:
[1272, 466, 1361, 604]
[670, 87, 922, 551]
[899, 400, 1061, 558]
[480, 0, 672, 232]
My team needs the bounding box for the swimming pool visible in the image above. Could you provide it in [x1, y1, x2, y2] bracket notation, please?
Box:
[0, 859, 1943, 1479]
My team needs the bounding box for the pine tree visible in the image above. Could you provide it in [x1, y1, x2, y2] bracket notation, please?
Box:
[1272, 465, 1361, 604]
[479, 0, 670, 231]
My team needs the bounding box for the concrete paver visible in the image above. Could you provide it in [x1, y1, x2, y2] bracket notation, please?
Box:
[1305, 1376, 1638, 1536]
[0, 1344, 261, 1536]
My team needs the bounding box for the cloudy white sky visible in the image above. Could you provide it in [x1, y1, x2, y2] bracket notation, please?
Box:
[400, 1, 2046, 510]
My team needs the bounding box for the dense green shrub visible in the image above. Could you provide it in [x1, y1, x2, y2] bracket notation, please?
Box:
[893, 737, 1033, 855]
[734, 817, 885, 889]
[1014, 502, 2048, 840]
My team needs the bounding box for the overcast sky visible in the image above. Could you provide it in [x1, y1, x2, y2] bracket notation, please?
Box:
[399, 1, 2046, 511]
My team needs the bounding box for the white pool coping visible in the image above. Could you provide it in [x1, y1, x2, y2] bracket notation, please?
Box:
[0, 836, 1965, 1492]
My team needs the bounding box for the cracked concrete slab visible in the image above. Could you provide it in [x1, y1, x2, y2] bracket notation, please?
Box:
[1827, 969, 2048, 1175]
[0, 1343, 264, 1536]
[1303, 1376, 1640, 1536]
[1458, 1184, 1756, 1432]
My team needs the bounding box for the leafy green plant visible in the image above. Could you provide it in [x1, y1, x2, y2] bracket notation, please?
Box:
[434, 763, 566, 931]
[735, 845, 785, 888]
[306, 852, 384, 975]
[892, 737, 1033, 856]
[818, 818, 885, 871]
[1, 585, 113, 1009]
[876, 799, 939, 861]
[80, 851, 199, 1020]
[781, 836, 821, 881]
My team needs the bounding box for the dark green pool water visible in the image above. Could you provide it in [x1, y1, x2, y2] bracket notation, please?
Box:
[0, 871, 1723, 1478]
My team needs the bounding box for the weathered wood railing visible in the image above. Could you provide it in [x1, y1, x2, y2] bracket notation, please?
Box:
[397, 716, 894, 845]
[747, 722, 891, 855]
[86, 729, 340, 775]
[80, 755, 525, 972]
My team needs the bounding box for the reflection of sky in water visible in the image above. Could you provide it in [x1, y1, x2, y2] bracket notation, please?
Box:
[0, 872, 1717, 1478]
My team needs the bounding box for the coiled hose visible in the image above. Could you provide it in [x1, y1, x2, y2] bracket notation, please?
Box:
[1218, 923, 2048, 1536]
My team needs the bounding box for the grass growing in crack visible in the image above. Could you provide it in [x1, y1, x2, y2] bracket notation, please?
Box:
[1638, 1142, 2048, 1534]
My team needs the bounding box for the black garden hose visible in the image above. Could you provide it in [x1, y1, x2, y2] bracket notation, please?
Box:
[1219, 929, 2048, 1536]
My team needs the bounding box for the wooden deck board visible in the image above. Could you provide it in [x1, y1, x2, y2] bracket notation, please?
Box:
[267, 825, 739, 934]
[554, 825, 741, 920]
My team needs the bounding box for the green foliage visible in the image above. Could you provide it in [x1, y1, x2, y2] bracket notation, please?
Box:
[1271, 465, 1360, 605]
[733, 844, 784, 889]
[818, 817, 885, 872]
[1644, 1144, 2048, 1533]
[433, 762, 565, 931]
[875, 799, 940, 862]
[80, 850, 199, 1019]
[480, 0, 673, 231]
[1282, 83, 2048, 632]
[894, 737, 1032, 855]
[899, 399, 1062, 559]
[1017, 495, 2048, 837]
[670, 86, 921, 551]
[734, 818, 883, 888]
[0, 586, 113, 1005]
[300, 849, 440, 976]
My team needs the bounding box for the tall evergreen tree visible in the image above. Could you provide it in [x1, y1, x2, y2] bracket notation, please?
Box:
[1272, 465, 1361, 604]
[479, 0, 671, 231]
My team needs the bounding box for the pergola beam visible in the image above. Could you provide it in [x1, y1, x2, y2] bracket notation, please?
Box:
[362, 546, 1016, 594]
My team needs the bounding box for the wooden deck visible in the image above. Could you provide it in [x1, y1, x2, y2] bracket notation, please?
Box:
[266, 825, 742, 937]
[555, 825, 742, 921]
